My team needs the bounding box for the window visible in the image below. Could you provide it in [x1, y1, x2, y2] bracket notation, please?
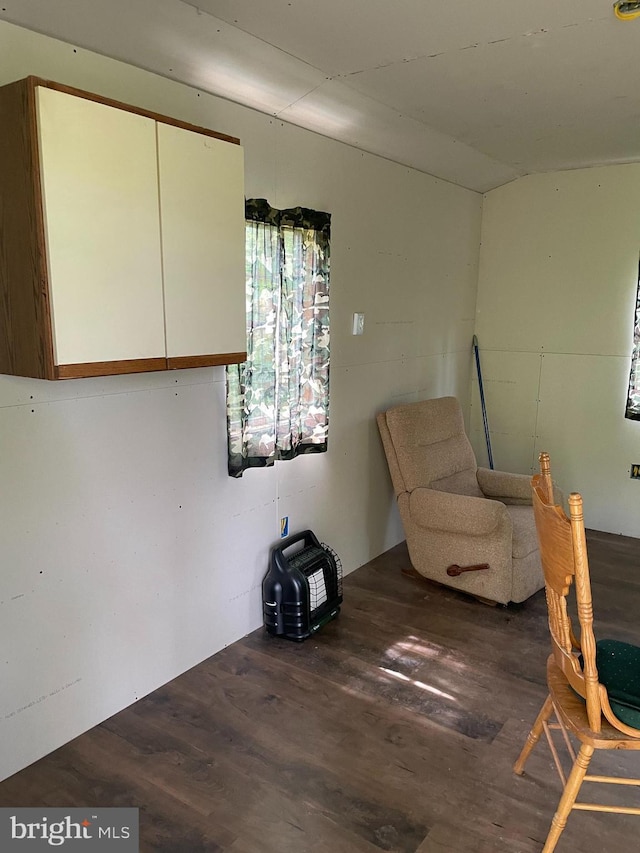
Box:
[626, 259, 640, 420]
[226, 199, 331, 477]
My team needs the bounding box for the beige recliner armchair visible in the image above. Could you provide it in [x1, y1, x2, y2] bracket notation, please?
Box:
[377, 396, 544, 605]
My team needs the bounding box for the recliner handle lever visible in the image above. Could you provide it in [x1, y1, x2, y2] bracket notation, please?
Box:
[447, 563, 490, 577]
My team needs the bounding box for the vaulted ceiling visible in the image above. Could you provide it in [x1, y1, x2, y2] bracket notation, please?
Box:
[3, 1, 639, 191]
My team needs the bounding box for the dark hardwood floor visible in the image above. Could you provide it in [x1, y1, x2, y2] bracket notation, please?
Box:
[2, 532, 640, 852]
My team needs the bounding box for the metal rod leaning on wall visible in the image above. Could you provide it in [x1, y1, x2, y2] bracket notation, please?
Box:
[473, 335, 494, 470]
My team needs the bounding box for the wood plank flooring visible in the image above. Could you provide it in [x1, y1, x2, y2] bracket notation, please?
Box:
[2, 532, 640, 852]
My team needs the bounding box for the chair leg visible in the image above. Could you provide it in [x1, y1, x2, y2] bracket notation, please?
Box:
[514, 694, 554, 775]
[542, 744, 594, 853]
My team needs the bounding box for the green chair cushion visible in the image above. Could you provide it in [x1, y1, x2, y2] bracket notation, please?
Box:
[595, 639, 640, 730]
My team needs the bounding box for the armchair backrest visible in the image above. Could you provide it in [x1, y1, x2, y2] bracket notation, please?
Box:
[377, 397, 483, 497]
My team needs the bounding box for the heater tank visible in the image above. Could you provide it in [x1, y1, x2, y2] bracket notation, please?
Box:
[263, 529, 342, 641]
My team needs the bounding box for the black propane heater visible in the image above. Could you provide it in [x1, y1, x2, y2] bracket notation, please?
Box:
[263, 530, 343, 641]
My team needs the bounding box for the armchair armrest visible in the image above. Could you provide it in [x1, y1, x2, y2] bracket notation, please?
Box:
[477, 467, 532, 504]
[408, 487, 507, 536]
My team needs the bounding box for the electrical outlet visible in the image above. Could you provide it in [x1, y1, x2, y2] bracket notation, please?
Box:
[352, 313, 365, 335]
[631, 465, 640, 479]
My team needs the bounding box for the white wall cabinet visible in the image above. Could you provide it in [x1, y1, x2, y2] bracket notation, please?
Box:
[0, 77, 246, 380]
[37, 87, 167, 368]
[157, 121, 246, 366]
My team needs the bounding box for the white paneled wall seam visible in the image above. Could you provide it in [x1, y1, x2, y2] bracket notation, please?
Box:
[474, 165, 640, 537]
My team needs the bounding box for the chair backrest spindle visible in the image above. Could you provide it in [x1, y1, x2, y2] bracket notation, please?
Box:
[567, 492, 601, 731]
[539, 450, 554, 504]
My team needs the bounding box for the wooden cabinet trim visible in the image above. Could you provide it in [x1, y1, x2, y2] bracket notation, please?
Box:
[56, 358, 167, 379]
[28, 81, 56, 380]
[26, 76, 241, 146]
[57, 353, 247, 378]
[0, 78, 55, 380]
[167, 353, 246, 370]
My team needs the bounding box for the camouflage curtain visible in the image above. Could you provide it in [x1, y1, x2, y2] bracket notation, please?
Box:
[225, 199, 331, 477]
[626, 262, 640, 420]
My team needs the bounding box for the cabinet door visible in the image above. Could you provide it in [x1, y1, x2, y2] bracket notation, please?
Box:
[157, 122, 246, 363]
[36, 87, 166, 368]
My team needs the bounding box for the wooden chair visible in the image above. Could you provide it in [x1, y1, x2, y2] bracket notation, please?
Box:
[514, 452, 640, 851]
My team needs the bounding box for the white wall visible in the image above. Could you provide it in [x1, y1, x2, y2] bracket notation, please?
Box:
[473, 164, 640, 535]
[0, 21, 482, 781]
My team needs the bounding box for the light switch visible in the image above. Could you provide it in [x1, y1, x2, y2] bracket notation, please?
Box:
[352, 313, 365, 335]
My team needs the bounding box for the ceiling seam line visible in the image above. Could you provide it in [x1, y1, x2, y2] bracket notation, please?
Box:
[176, 0, 329, 76]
